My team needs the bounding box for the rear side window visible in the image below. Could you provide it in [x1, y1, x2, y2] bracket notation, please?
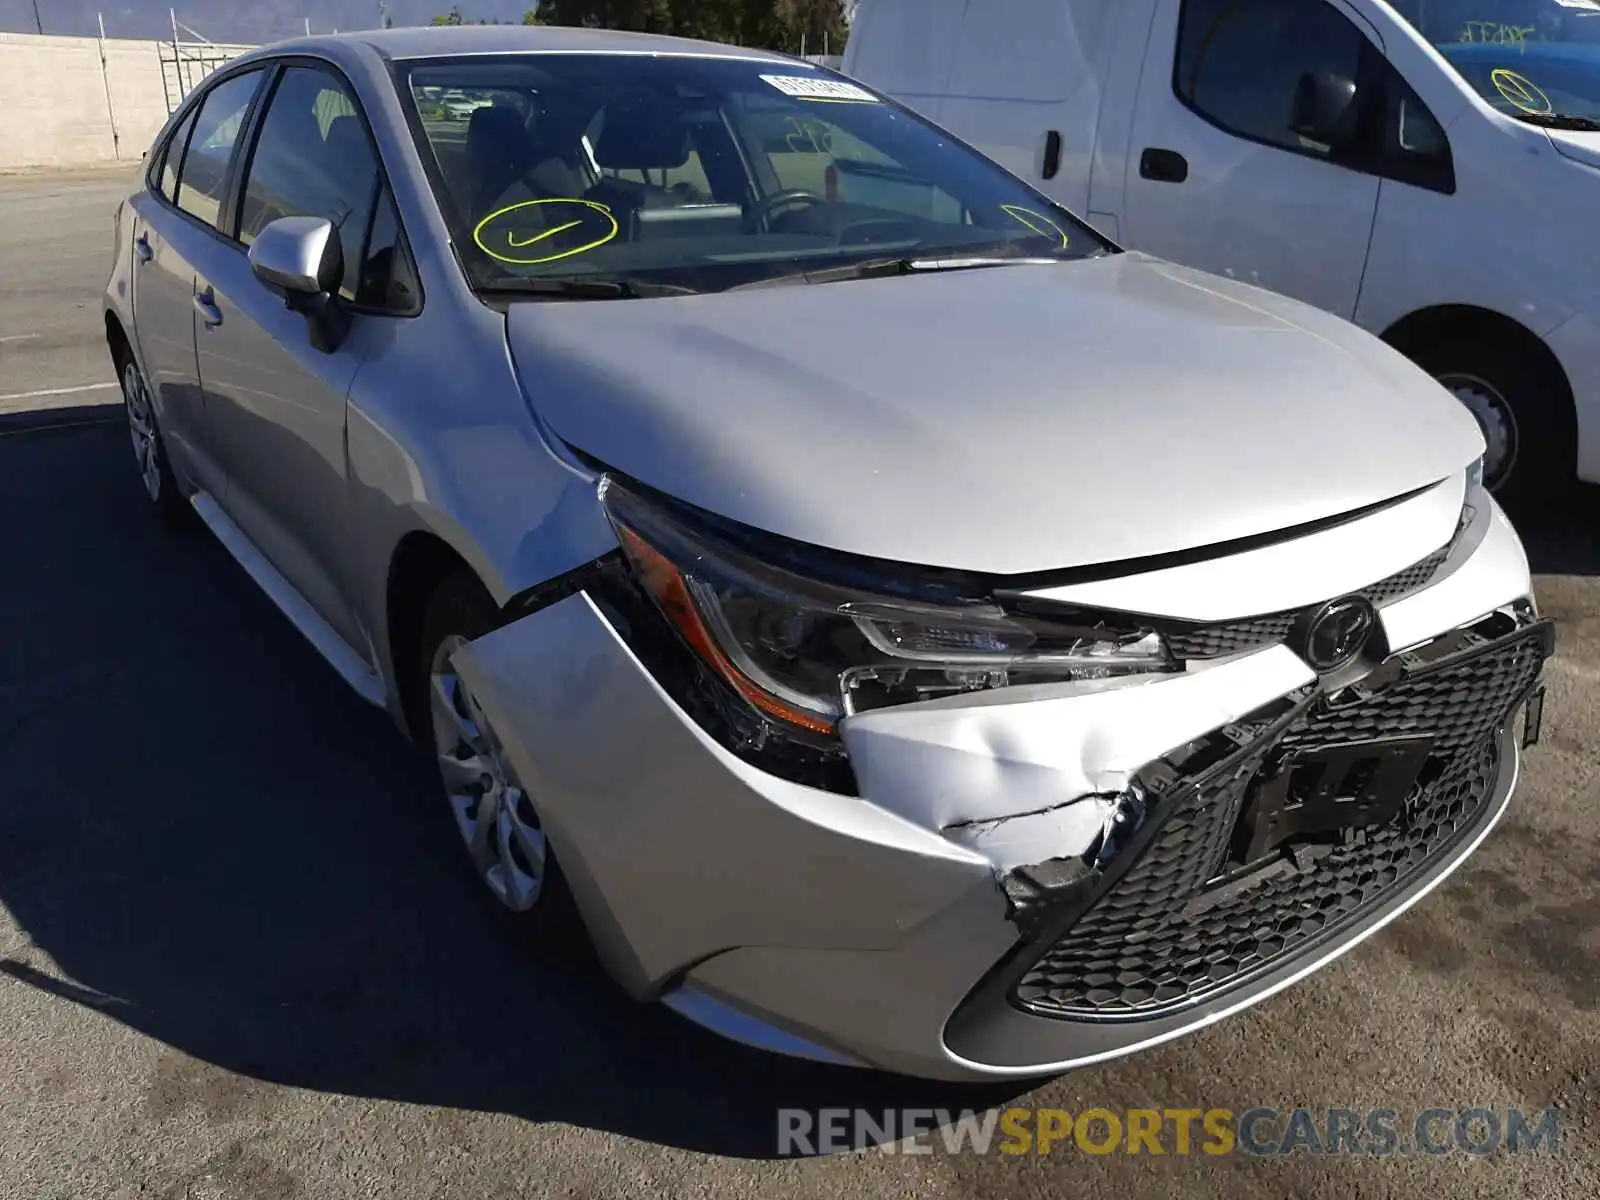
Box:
[1174, 0, 1367, 158]
[175, 69, 265, 229]
[237, 65, 380, 301]
[155, 108, 198, 202]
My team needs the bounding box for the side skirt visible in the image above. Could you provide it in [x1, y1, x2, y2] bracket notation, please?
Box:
[190, 490, 386, 708]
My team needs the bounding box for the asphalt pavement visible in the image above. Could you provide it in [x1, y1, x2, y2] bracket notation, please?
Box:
[0, 169, 1594, 1200]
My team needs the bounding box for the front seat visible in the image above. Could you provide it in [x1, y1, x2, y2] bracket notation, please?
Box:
[465, 105, 534, 216]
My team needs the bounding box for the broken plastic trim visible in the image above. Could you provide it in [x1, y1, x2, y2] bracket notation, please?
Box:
[967, 605, 1551, 1020]
[987, 693, 1313, 940]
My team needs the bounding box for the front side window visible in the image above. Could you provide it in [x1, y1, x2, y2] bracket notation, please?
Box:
[238, 65, 380, 300]
[1175, 0, 1368, 158]
[402, 55, 1112, 295]
[1387, 0, 1600, 125]
[175, 69, 264, 230]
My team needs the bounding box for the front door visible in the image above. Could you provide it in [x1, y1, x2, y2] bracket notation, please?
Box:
[1121, 0, 1384, 318]
[192, 62, 386, 654]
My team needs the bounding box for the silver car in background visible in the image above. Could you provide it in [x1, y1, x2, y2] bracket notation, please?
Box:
[104, 26, 1551, 1080]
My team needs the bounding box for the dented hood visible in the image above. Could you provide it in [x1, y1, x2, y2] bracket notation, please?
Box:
[506, 253, 1483, 575]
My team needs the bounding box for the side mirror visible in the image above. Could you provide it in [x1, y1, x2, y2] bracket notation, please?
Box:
[247, 216, 350, 353]
[1289, 69, 1360, 151]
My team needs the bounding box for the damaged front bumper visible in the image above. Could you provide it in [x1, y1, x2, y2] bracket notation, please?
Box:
[450, 495, 1550, 1081]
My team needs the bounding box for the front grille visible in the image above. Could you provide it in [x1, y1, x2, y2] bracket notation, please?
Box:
[1165, 542, 1455, 662]
[1011, 619, 1549, 1021]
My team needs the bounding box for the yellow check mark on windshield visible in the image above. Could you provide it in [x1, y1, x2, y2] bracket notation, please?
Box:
[506, 219, 584, 249]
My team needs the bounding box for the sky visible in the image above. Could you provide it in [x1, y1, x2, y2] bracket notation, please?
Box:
[1, 0, 534, 41]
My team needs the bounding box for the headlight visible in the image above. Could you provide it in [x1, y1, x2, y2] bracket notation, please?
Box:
[598, 477, 1174, 745]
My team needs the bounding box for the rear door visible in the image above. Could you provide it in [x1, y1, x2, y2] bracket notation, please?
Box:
[193, 59, 411, 653]
[1120, 0, 1383, 318]
[128, 68, 267, 495]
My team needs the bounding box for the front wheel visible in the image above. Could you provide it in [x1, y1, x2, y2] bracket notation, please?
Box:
[1410, 339, 1575, 508]
[417, 572, 581, 941]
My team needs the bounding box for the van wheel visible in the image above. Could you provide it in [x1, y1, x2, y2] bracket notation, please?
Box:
[416, 571, 582, 947]
[1410, 339, 1574, 507]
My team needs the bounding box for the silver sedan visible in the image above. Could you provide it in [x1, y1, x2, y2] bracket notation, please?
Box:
[104, 25, 1550, 1080]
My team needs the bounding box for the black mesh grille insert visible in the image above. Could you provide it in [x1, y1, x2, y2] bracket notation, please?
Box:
[1011, 622, 1548, 1020]
[1166, 542, 1455, 661]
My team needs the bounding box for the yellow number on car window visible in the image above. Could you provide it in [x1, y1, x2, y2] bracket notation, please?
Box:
[472, 198, 619, 266]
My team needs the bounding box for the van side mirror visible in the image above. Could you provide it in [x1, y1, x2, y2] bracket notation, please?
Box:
[1289, 70, 1360, 151]
[248, 216, 351, 353]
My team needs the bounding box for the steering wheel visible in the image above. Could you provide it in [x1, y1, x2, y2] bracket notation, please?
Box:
[749, 188, 828, 232]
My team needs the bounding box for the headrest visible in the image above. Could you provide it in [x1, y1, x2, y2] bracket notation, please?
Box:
[322, 114, 367, 162]
[593, 102, 690, 171]
[467, 105, 529, 163]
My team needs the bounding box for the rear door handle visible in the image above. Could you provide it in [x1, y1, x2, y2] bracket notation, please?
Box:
[193, 287, 223, 328]
[135, 233, 154, 263]
[1139, 147, 1189, 184]
[1042, 129, 1063, 180]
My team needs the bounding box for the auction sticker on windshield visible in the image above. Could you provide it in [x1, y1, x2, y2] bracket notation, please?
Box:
[760, 75, 879, 103]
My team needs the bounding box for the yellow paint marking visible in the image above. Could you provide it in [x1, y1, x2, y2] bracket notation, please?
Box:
[507, 219, 584, 249]
[472, 198, 619, 266]
[1001, 204, 1070, 248]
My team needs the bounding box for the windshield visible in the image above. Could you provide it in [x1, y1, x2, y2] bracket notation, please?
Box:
[1389, 0, 1600, 121]
[401, 54, 1112, 296]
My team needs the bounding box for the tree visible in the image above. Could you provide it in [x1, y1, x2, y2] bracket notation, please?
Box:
[522, 7, 542, 22]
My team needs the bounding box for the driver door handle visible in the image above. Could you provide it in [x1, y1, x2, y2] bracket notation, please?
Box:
[193, 287, 223, 328]
[135, 233, 154, 264]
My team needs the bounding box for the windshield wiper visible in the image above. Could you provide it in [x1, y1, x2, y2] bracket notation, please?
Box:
[478, 277, 700, 300]
[1508, 110, 1600, 131]
[728, 255, 1065, 292]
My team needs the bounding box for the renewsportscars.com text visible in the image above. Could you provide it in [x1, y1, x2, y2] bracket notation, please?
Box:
[777, 1106, 1563, 1157]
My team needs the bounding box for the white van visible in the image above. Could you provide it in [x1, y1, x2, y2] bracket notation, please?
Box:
[844, 0, 1600, 502]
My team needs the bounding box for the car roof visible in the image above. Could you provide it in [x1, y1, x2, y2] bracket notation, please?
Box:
[268, 24, 807, 65]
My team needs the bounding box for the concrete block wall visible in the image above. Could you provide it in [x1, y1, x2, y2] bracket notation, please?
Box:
[0, 33, 247, 170]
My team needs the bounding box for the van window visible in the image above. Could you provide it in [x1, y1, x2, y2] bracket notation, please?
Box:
[1174, 0, 1367, 157]
[1390, 0, 1600, 123]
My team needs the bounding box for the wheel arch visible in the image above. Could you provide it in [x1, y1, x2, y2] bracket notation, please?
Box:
[105, 310, 132, 370]
[385, 530, 483, 741]
[1379, 303, 1578, 483]
[1380, 304, 1574, 407]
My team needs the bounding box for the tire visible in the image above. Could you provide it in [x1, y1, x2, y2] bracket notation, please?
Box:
[116, 345, 187, 524]
[1407, 337, 1575, 510]
[416, 571, 582, 946]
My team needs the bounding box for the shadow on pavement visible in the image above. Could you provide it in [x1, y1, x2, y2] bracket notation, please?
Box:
[1508, 484, 1600, 578]
[0, 423, 1029, 1159]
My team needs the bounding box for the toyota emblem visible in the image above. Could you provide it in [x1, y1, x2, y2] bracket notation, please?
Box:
[1301, 596, 1377, 671]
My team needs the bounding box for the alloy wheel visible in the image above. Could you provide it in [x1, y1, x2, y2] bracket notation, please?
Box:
[122, 359, 163, 502]
[428, 635, 547, 912]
